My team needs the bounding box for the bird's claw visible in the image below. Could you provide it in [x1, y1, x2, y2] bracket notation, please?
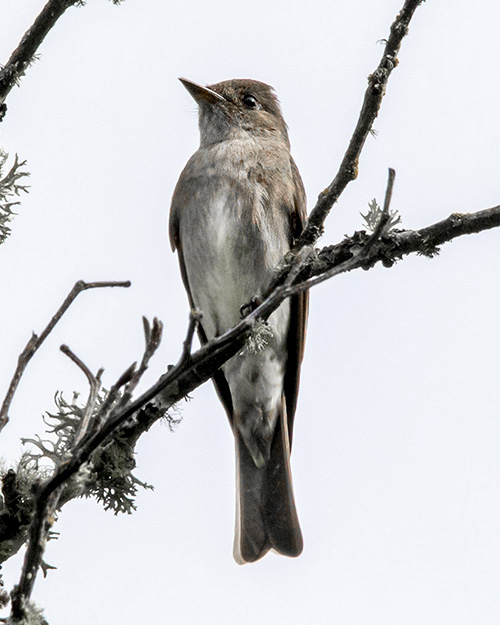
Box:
[240, 296, 262, 318]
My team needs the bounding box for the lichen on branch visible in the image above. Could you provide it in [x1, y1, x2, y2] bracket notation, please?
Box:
[0, 150, 29, 245]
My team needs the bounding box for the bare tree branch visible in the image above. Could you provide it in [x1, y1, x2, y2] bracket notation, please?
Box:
[298, 0, 425, 247]
[0, 280, 131, 434]
[120, 317, 163, 399]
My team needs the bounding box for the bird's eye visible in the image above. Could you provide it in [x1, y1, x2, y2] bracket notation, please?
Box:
[242, 94, 258, 109]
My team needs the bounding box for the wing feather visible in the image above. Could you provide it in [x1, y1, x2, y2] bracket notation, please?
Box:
[170, 199, 235, 427]
[283, 157, 309, 444]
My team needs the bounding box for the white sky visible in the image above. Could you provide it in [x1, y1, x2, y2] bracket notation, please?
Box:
[1, 0, 500, 623]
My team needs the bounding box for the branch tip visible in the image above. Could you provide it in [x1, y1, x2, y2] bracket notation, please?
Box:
[116, 362, 137, 387]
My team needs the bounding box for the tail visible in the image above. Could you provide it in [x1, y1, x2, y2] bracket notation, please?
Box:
[233, 409, 303, 564]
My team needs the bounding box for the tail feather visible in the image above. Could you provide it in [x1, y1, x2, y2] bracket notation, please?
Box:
[233, 436, 270, 564]
[233, 407, 302, 564]
[264, 415, 303, 557]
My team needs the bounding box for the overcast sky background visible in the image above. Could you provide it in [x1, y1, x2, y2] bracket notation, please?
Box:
[1, 1, 500, 623]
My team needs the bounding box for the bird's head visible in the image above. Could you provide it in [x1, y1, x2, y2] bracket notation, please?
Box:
[179, 77, 290, 148]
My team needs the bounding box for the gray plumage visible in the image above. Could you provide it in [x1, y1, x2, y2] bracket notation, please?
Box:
[169, 78, 308, 563]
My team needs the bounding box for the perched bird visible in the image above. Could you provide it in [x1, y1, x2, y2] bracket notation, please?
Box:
[169, 78, 308, 564]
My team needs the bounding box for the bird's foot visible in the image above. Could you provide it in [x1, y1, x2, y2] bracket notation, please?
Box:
[240, 296, 263, 318]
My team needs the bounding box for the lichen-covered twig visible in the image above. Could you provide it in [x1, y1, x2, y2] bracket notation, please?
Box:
[8, 338, 144, 621]
[0, 0, 124, 121]
[0, 0, 80, 116]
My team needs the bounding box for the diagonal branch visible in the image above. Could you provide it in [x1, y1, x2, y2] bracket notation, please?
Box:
[44, 204, 500, 456]
[298, 0, 425, 247]
[0, 0, 124, 120]
[10, 487, 62, 621]
[0, 0, 81, 116]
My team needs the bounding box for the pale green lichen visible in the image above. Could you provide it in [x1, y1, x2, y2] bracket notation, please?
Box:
[361, 198, 401, 234]
[0, 149, 29, 245]
[240, 319, 274, 355]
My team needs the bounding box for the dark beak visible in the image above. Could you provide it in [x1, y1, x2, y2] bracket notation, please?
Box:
[179, 78, 226, 104]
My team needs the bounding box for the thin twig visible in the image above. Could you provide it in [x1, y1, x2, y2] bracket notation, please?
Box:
[382, 167, 396, 215]
[60, 344, 101, 447]
[366, 167, 397, 247]
[93, 363, 138, 432]
[91, 362, 136, 429]
[60, 344, 97, 390]
[0, 280, 130, 434]
[123, 317, 163, 397]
